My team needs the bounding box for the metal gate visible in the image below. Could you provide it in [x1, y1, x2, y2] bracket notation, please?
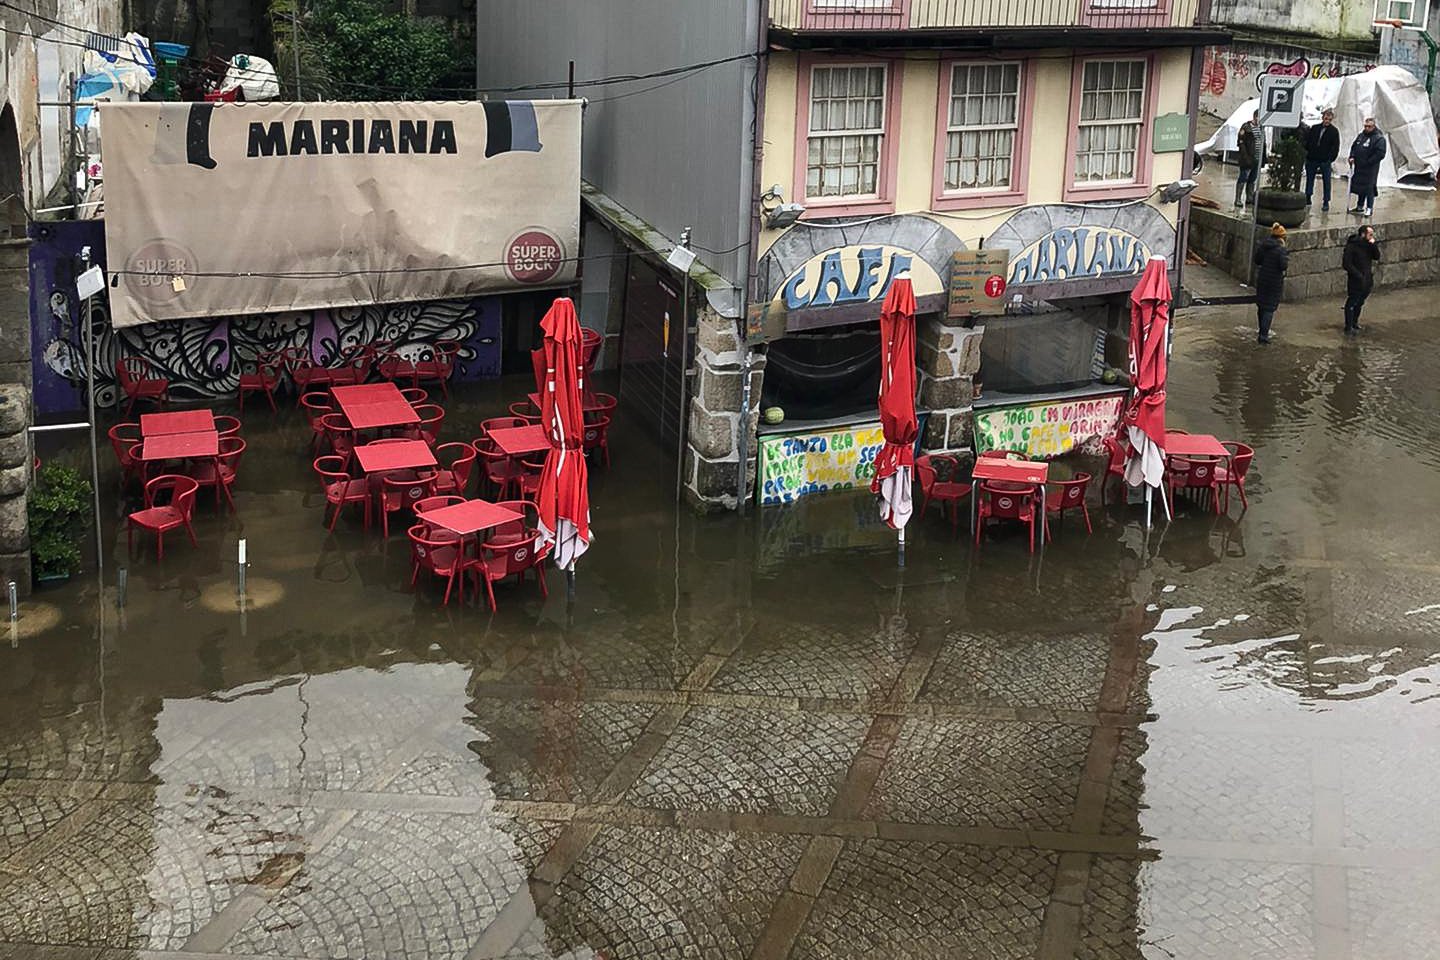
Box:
[619, 255, 688, 457]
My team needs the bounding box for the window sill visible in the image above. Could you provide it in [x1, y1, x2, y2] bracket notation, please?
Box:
[932, 188, 1027, 212]
[799, 197, 896, 218]
[1062, 181, 1153, 202]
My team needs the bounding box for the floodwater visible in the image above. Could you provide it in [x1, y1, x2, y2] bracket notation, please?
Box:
[3, 285, 1438, 960]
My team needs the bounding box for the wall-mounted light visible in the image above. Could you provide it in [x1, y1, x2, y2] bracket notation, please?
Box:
[761, 183, 806, 229]
[1160, 179, 1198, 203]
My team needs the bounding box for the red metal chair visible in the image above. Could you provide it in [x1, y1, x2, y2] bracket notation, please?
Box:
[489, 501, 552, 586]
[186, 436, 245, 511]
[399, 387, 429, 406]
[580, 327, 603, 373]
[1215, 441, 1254, 512]
[411, 343, 457, 399]
[314, 455, 370, 531]
[319, 413, 356, 466]
[407, 524, 466, 605]
[1043, 472, 1093, 535]
[115, 356, 169, 416]
[480, 416, 529, 437]
[406, 403, 446, 447]
[108, 422, 144, 485]
[1100, 435, 1129, 505]
[326, 352, 371, 387]
[591, 392, 618, 420]
[214, 414, 243, 439]
[290, 356, 333, 402]
[464, 534, 547, 612]
[238, 355, 283, 412]
[127, 474, 199, 559]
[975, 480, 1042, 553]
[516, 456, 545, 501]
[582, 414, 611, 468]
[1166, 456, 1222, 514]
[431, 442, 477, 496]
[378, 472, 436, 539]
[300, 392, 334, 451]
[915, 453, 971, 534]
[508, 399, 540, 424]
[475, 437, 523, 499]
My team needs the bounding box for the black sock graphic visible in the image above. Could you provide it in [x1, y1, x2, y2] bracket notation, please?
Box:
[483, 101, 513, 158]
[186, 103, 218, 169]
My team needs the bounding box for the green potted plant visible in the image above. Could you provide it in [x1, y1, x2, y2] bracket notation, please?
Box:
[28, 463, 91, 583]
[1257, 131, 1309, 229]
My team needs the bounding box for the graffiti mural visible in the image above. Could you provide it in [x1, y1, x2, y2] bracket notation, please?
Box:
[29, 221, 502, 415]
[1199, 42, 1375, 120]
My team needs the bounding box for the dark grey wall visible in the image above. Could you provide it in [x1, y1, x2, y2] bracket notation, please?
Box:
[476, 0, 757, 284]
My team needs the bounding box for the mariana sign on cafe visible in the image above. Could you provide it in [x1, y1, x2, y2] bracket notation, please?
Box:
[101, 100, 582, 328]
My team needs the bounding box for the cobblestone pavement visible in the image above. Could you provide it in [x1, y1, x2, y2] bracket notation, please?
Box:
[4, 286, 1440, 958]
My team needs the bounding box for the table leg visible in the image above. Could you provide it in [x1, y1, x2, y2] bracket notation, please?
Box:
[1038, 484, 1046, 548]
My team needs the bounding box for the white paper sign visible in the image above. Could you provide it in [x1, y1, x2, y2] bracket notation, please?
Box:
[76, 265, 105, 300]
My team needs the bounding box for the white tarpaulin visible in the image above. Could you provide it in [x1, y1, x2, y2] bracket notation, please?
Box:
[101, 100, 582, 328]
[1197, 67, 1439, 189]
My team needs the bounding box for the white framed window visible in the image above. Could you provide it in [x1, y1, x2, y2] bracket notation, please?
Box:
[944, 62, 1021, 193]
[1074, 59, 1147, 184]
[811, 0, 893, 6]
[806, 64, 887, 199]
[1375, 0, 1428, 29]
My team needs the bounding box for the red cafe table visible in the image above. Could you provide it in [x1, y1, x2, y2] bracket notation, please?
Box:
[137, 429, 221, 490]
[333, 383, 421, 432]
[971, 456, 1051, 547]
[1164, 432, 1229, 460]
[489, 424, 550, 459]
[140, 410, 215, 436]
[353, 439, 437, 475]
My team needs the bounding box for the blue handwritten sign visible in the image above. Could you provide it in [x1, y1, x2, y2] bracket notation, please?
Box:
[1009, 227, 1152, 285]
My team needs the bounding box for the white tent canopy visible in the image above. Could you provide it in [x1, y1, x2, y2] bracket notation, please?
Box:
[1197, 66, 1440, 189]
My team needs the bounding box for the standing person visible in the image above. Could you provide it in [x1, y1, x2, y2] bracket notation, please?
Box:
[1252, 223, 1289, 344]
[1234, 110, 1261, 211]
[1304, 109, 1341, 211]
[1341, 224, 1381, 336]
[1347, 117, 1387, 217]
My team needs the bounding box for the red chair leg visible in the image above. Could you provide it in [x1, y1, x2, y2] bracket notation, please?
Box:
[1081, 503, 1093, 534]
[326, 500, 340, 531]
[536, 563, 548, 597]
[156, 530, 164, 561]
[184, 520, 197, 546]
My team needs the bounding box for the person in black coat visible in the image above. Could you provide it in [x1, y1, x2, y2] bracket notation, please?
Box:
[1234, 111, 1261, 210]
[1347, 117, 1387, 216]
[1252, 223, 1289, 344]
[1304, 109, 1341, 211]
[1341, 225, 1381, 335]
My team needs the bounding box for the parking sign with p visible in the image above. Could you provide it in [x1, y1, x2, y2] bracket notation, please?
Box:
[1258, 75, 1305, 127]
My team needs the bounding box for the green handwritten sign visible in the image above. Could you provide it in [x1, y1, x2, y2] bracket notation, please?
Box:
[974, 393, 1126, 460]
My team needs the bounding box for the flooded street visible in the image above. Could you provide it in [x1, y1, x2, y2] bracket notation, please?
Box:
[4, 283, 1439, 960]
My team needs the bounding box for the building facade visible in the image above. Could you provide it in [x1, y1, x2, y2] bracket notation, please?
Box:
[479, 0, 1227, 512]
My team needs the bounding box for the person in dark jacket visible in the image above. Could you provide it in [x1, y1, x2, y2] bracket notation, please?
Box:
[1234, 111, 1261, 210]
[1252, 222, 1289, 344]
[1304, 109, 1341, 211]
[1341, 225, 1380, 335]
[1347, 117, 1387, 216]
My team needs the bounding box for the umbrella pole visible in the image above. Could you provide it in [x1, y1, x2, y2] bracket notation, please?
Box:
[897, 527, 905, 567]
[566, 568, 576, 603]
[1145, 485, 1153, 530]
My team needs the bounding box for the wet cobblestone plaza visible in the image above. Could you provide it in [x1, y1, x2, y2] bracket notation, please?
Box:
[3, 285, 1439, 959]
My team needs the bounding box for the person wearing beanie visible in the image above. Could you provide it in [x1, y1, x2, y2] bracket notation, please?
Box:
[1252, 222, 1290, 344]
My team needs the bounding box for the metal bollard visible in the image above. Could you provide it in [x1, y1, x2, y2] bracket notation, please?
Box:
[7, 581, 16, 622]
[237, 539, 247, 596]
[116, 568, 128, 609]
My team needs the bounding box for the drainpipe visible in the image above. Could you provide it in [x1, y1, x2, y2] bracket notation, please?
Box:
[1176, 41, 1206, 300]
[736, 0, 769, 517]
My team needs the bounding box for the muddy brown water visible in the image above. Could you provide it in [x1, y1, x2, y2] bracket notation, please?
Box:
[2, 286, 1437, 959]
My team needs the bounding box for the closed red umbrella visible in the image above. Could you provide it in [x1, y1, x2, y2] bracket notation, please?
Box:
[871, 277, 918, 539]
[1122, 255, 1172, 526]
[535, 298, 591, 572]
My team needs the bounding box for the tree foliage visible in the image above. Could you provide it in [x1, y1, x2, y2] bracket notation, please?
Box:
[271, 0, 463, 101]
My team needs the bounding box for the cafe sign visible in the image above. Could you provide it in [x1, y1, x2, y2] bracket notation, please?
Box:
[776, 244, 945, 312]
[1008, 227, 1153, 286]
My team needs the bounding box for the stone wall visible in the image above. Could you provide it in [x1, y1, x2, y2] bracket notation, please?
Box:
[918, 317, 984, 455]
[1188, 206, 1439, 301]
[683, 305, 763, 513]
[0, 384, 29, 598]
[0, 238, 29, 388]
